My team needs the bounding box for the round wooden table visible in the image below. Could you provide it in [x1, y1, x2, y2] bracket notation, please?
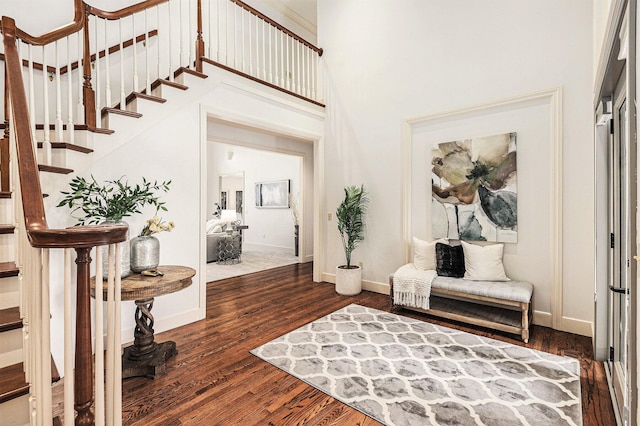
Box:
[91, 265, 195, 379]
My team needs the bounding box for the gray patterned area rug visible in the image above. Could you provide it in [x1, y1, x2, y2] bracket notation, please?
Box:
[250, 304, 582, 426]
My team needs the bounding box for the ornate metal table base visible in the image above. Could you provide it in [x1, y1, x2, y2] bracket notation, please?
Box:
[121, 297, 177, 379]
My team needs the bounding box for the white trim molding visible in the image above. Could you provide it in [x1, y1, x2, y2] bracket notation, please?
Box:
[401, 87, 565, 332]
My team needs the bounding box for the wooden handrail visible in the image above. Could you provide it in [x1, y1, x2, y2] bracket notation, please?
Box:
[230, 0, 322, 55]
[9, 0, 84, 46]
[87, 0, 168, 20]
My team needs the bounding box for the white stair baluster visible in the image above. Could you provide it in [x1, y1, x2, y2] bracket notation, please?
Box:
[114, 243, 123, 426]
[280, 30, 284, 87]
[119, 19, 125, 109]
[168, 1, 174, 82]
[42, 45, 51, 165]
[145, 9, 151, 94]
[105, 19, 112, 109]
[94, 247, 105, 426]
[63, 248, 74, 426]
[241, 8, 245, 72]
[105, 244, 115, 426]
[67, 36, 75, 144]
[77, 29, 84, 122]
[261, 19, 266, 81]
[248, 10, 252, 75]
[27, 45, 37, 147]
[133, 13, 139, 93]
[94, 21, 101, 133]
[55, 41, 63, 141]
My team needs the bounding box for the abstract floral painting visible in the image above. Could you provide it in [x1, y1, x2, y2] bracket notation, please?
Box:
[431, 132, 517, 242]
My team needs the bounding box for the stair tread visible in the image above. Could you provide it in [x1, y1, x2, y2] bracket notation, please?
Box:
[174, 67, 208, 80]
[0, 363, 28, 403]
[130, 91, 167, 104]
[0, 225, 15, 234]
[36, 142, 93, 154]
[0, 307, 22, 332]
[38, 164, 73, 174]
[101, 107, 143, 119]
[0, 261, 18, 277]
[0, 191, 10, 199]
[79, 125, 114, 135]
[151, 78, 188, 92]
[0, 357, 59, 404]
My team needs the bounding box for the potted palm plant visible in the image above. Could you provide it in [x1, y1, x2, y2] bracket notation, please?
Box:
[335, 184, 368, 295]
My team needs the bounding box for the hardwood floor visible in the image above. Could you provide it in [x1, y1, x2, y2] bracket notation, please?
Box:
[118, 262, 615, 425]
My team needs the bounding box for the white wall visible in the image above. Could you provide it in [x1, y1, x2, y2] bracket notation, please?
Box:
[593, 0, 615, 73]
[207, 142, 302, 253]
[318, 0, 594, 335]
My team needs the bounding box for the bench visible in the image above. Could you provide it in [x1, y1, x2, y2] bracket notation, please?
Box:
[389, 272, 534, 343]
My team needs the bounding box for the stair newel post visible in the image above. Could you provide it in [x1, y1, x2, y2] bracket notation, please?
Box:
[82, 5, 97, 128]
[74, 247, 95, 426]
[2, 63, 10, 192]
[196, 0, 205, 72]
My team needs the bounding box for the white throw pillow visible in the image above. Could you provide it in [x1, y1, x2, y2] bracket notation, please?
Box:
[461, 241, 510, 281]
[413, 237, 447, 271]
[206, 219, 223, 234]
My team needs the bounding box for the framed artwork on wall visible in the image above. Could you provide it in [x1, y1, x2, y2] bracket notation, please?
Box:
[431, 132, 517, 243]
[220, 191, 228, 209]
[255, 179, 290, 208]
[236, 190, 243, 213]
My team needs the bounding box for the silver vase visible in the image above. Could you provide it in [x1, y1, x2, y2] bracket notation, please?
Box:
[130, 235, 160, 273]
[101, 220, 131, 278]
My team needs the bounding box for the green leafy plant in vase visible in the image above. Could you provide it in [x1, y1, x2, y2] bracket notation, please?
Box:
[335, 184, 368, 295]
[57, 175, 171, 277]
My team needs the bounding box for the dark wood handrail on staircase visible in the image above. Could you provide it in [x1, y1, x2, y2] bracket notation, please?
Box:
[2, 15, 127, 425]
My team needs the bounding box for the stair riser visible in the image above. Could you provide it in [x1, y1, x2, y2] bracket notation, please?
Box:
[0, 393, 29, 426]
[0, 237, 16, 264]
[0, 276, 19, 310]
[0, 328, 23, 369]
[0, 199, 14, 225]
[127, 98, 166, 118]
[175, 71, 209, 89]
[36, 148, 91, 172]
[35, 129, 94, 150]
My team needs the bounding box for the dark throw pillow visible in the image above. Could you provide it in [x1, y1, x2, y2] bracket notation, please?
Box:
[435, 243, 465, 278]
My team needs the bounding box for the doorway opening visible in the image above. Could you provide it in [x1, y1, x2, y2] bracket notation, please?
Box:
[204, 122, 314, 283]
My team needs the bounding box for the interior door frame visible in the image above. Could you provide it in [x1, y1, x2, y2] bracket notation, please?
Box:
[593, 1, 637, 424]
[609, 77, 632, 422]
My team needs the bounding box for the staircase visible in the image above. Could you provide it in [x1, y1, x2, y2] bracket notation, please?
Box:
[0, 0, 323, 424]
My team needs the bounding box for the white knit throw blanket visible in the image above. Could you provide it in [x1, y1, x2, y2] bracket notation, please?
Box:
[393, 263, 437, 310]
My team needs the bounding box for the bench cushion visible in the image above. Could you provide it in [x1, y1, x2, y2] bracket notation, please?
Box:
[432, 275, 533, 304]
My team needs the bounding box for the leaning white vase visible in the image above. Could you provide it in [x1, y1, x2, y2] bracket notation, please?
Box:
[335, 265, 362, 296]
[101, 220, 131, 278]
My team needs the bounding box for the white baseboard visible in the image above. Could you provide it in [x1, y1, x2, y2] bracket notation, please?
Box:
[304, 254, 314, 263]
[243, 242, 294, 255]
[560, 316, 592, 337]
[533, 311, 552, 327]
[322, 272, 389, 295]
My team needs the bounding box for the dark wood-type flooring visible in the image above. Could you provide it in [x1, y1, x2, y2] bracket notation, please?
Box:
[98, 263, 614, 424]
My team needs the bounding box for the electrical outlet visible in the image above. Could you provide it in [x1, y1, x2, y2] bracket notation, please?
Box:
[328, 212, 332, 220]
